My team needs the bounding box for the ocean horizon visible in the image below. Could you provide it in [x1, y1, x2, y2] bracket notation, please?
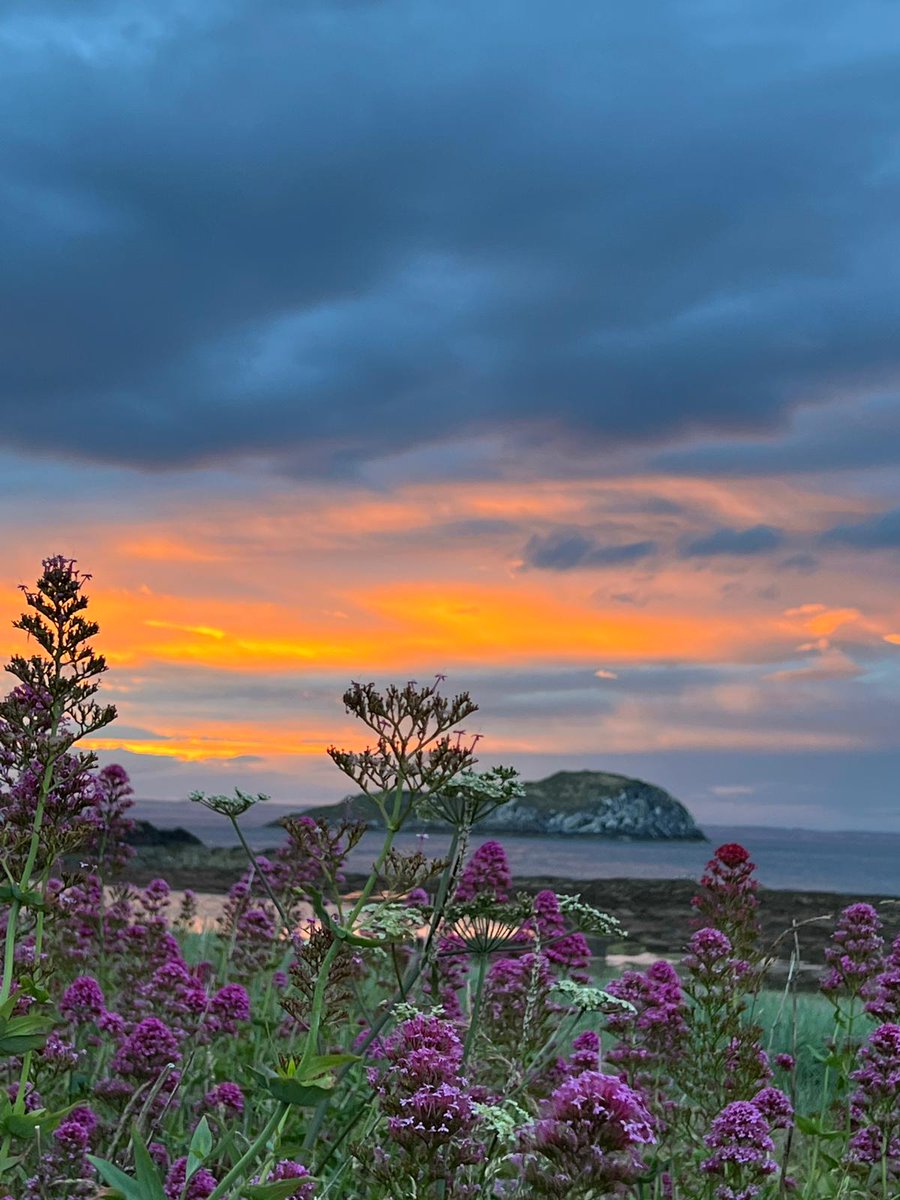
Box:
[132, 801, 900, 897]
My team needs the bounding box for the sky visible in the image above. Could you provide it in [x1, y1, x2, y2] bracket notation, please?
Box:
[1, 0, 899, 832]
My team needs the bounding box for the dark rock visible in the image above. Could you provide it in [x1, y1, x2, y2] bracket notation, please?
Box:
[127, 820, 203, 848]
[272, 769, 705, 840]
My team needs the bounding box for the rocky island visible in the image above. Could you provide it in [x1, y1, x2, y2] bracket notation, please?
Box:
[273, 770, 705, 840]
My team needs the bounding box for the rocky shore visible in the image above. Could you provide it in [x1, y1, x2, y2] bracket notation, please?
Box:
[116, 846, 899, 987]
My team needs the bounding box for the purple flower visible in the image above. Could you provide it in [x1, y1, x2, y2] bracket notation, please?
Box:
[568, 1030, 601, 1074]
[821, 903, 884, 1002]
[40, 1029, 80, 1070]
[266, 1160, 315, 1200]
[751, 1088, 793, 1129]
[373, 1014, 465, 1094]
[521, 1071, 655, 1195]
[691, 843, 760, 960]
[531, 890, 590, 977]
[165, 1158, 217, 1200]
[98, 1010, 126, 1037]
[866, 935, 900, 1023]
[387, 1082, 479, 1150]
[60, 975, 105, 1023]
[454, 840, 510, 903]
[112, 1016, 181, 1079]
[203, 1082, 245, 1116]
[701, 1101, 777, 1191]
[606, 959, 688, 1081]
[209, 983, 251, 1034]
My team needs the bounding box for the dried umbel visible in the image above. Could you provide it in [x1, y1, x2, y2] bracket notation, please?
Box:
[327, 677, 481, 806]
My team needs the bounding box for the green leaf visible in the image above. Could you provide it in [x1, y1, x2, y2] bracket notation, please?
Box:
[0, 1102, 78, 1139]
[795, 1114, 841, 1140]
[186, 1115, 213, 1181]
[243, 1182, 318, 1200]
[299, 1053, 360, 1076]
[0, 1014, 52, 1055]
[266, 1077, 334, 1107]
[87, 1155, 147, 1200]
[132, 1128, 167, 1200]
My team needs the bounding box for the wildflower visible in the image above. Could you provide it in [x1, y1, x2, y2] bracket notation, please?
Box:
[701, 1100, 778, 1198]
[866, 934, 900, 1023]
[568, 1030, 601, 1073]
[446, 895, 531, 955]
[60, 975, 105, 1023]
[607, 960, 687, 1055]
[774, 1053, 795, 1072]
[531, 890, 591, 979]
[751, 1087, 794, 1129]
[387, 1081, 481, 1149]
[202, 1081, 245, 1116]
[844, 1022, 900, 1176]
[821, 903, 884, 1002]
[692, 843, 761, 960]
[112, 1016, 181, 1079]
[98, 1010, 126, 1037]
[164, 1158, 217, 1200]
[208, 983, 251, 1034]
[373, 1013, 464, 1093]
[40, 1029, 80, 1071]
[265, 1160, 316, 1199]
[454, 841, 511, 903]
[416, 765, 524, 829]
[520, 1071, 655, 1196]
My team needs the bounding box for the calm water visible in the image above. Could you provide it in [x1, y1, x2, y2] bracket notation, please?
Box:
[134, 803, 900, 896]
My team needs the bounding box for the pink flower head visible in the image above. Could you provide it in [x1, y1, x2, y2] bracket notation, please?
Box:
[752, 1087, 794, 1129]
[821, 903, 884, 1002]
[454, 840, 510, 903]
[60, 975, 105, 1024]
[202, 1081, 245, 1116]
[521, 1071, 655, 1193]
[209, 983, 251, 1033]
[531, 890, 591, 976]
[268, 1160, 315, 1200]
[112, 1016, 181, 1079]
[701, 1100, 777, 1178]
[375, 1014, 465, 1094]
[164, 1157, 217, 1200]
[715, 843, 751, 868]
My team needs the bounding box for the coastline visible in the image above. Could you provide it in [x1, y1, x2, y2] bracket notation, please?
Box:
[115, 854, 900, 981]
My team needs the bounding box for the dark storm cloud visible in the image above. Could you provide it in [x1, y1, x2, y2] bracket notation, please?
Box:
[680, 525, 784, 558]
[655, 396, 900, 476]
[2, 0, 900, 473]
[523, 529, 657, 570]
[821, 507, 900, 549]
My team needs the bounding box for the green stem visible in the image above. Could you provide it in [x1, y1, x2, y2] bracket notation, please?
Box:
[230, 816, 293, 936]
[462, 953, 488, 1066]
[206, 1103, 288, 1200]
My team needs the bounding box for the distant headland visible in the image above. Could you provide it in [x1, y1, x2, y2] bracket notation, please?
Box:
[269, 770, 705, 841]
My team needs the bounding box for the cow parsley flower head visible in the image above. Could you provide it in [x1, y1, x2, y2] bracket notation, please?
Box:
[190, 789, 267, 818]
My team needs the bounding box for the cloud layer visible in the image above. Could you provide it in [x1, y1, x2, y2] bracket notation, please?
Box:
[0, 1, 898, 829]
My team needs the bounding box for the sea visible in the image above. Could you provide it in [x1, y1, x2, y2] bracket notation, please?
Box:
[133, 802, 900, 897]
